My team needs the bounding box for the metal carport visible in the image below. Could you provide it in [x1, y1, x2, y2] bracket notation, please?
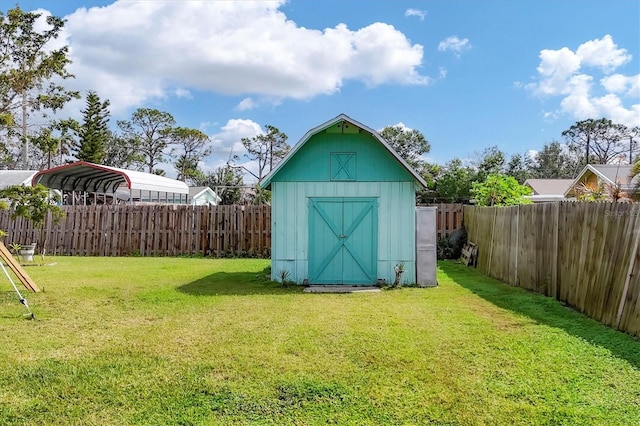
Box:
[32, 161, 189, 204]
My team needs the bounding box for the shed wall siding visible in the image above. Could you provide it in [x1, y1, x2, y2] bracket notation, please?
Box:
[271, 181, 417, 284]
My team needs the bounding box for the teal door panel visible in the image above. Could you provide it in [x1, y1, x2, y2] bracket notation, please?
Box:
[309, 199, 343, 284]
[309, 198, 377, 285]
[342, 200, 377, 284]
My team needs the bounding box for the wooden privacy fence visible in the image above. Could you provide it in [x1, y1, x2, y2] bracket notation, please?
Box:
[1, 203, 463, 258]
[464, 203, 640, 337]
[0, 205, 271, 257]
[430, 203, 464, 240]
[417, 203, 464, 239]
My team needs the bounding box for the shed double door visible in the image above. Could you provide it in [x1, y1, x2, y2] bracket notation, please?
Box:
[308, 197, 377, 285]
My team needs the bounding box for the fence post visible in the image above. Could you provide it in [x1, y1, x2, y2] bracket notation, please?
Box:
[552, 202, 560, 300]
[514, 205, 519, 286]
[487, 208, 497, 277]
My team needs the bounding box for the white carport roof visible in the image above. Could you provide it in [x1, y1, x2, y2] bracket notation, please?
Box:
[0, 170, 38, 189]
[32, 161, 189, 194]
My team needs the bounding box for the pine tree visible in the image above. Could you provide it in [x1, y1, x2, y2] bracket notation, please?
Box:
[117, 108, 175, 173]
[76, 91, 110, 163]
[241, 125, 289, 180]
[531, 141, 581, 179]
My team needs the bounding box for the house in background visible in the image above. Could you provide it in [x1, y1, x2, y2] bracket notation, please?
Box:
[262, 113, 429, 286]
[564, 164, 637, 201]
[0, 170, 38, 190]
[523, 179, 574, 203]
[188, 186, 221, 206]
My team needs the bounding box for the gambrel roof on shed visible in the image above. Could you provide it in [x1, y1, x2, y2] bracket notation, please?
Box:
[261, 113, 427, 189]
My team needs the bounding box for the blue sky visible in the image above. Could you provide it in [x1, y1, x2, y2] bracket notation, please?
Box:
[14, 0, 640, 181]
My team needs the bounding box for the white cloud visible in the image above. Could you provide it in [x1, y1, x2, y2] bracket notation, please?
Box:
[542, 110, 560, 122]
[438, 36, 471, 57]
[531, 47, 581, 96]
[601, 74, 640, 97]
[198, 121, 218, 133]
[203, 119, 268, 182]
[57, 1, 429, 114]
[575, 35, 631, 73]
[235, 159, 262, 184]
[405, 8, 426, 21]
[32, 8, 68, 51]
[526, 35, 640, 127]
[236, 98, 257, 111]
[174, 88, 192, 99]
[209, 119, 262, 160]
[392, 122, 410, 130]
[591, 94, 640, 125]
[342, 23, 430, 86]
[558, 77, 598, 119]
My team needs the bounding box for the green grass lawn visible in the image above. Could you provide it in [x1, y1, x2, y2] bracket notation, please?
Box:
[0, 258, 638, 425]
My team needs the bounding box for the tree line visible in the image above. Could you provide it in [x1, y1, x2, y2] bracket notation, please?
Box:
[422, 118, 638, 204]
[0, 6, 638, 207]
[0, 7, 295, 205]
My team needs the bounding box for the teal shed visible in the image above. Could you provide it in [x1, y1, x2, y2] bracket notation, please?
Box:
[262, 114, 427, 285]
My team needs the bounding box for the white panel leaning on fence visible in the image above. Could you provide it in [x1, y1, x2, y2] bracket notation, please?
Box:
[416, 206, 438, 287]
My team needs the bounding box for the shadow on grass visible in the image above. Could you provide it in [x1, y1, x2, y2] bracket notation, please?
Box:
[177, 271, 302, 296]
[439, 261, 640, 370]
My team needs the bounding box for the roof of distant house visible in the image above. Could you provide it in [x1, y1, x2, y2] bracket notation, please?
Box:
[188, 186, 222, 203]
[588, 164, 634, 186]
[189, 186, 209, 197]
[523, 179, 574, 195]
[564, 164, 638, 197]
